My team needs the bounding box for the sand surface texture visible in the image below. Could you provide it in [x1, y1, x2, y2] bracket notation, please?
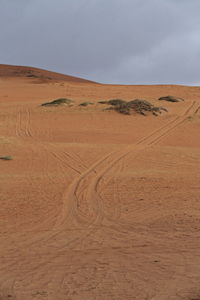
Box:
[0, 65, 200, 299]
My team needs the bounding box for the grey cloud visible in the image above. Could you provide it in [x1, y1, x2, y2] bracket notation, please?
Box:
[0, 0, 200, 84]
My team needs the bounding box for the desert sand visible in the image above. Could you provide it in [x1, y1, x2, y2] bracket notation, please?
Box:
[0, 65, 200, 300]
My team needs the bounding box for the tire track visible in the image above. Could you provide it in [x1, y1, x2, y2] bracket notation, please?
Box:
[149, 102, 196, 145]
[194, 105, 200, 115]
[93, 101, 198, 227]
[50, 149, 82, 175]
[55, 100, 198, 233]
[12, 101, 198, 252]
[15, 106, 32, 138]
[14, 105, 89, 230]
[53, 101, 196, 232]
[3, 100, 198, 299]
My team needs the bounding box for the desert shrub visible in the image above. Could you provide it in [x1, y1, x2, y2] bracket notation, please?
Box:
[79, 102, 94, 106]
[158, 95, 184, 102]
[41, 98, 73, 106]
[107, 99, 127, 106]
[98, 99, 126, 106]
[128, 99, 153, 107]
[98, 100, 109, 104]
[99, 98, 167, 116]
[0, 156, 12, 160]
[106, 99, 167, 116]
[126, 99, 156, 115]
[113, 104, 131, 115]
[26, 74, 39, 78]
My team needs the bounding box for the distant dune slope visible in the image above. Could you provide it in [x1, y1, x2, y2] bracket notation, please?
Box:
[0, 64, 97, 84]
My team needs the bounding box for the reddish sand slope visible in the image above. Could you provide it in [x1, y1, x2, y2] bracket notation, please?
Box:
[0, 64, 96, 84]
[0, 65, 200, 299]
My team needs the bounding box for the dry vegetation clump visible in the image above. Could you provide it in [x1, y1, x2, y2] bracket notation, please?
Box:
[0, 155, 12, 160]
[79, 102, 94, 106]
[41, 98, 74, 106]
[127, 99, 168, 116]
[26, 74, 39, 78]
[98, 99, 126, 106]
[158, 95, 184, 102]
[107, 99, 127, 106]
[25, 70, 39, 78]
[102, 99, 167, 116]
[98, 100, 109, 104]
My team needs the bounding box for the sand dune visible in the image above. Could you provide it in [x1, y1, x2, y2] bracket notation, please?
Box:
[0, 64, 96, 84]
[0, 65, 200, 299]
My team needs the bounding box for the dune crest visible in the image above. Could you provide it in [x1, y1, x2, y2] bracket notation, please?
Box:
[0, 64, 97, 84]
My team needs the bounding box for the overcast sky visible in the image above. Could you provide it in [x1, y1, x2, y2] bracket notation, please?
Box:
[0, 0, 200, 84]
